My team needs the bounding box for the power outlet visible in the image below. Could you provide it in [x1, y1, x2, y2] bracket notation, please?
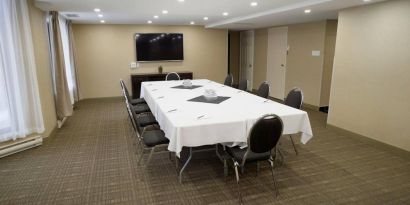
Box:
[130, 62, 138, 69]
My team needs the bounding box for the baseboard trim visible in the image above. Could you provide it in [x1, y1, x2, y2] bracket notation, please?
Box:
[81, 96, 123, 101]
[327, 124, 410, 159]
[302, 103, 320, 111]
[319, 106, 329, 113]
[250, 89, 320, 110]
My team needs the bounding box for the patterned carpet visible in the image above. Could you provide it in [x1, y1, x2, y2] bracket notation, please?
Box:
[0, 98, 409, 205]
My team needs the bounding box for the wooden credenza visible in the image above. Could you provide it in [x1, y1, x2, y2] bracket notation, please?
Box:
[131, 72, 193, 99]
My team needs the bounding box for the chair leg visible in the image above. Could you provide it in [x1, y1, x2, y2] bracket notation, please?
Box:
[256, 161, 260, 176]
[223, 159, 228, 178]
[168, 151, 173, 162]
[135, 139, 142, 154]
[241, 166, 245, 174]
[289, 135, 298, 155]
[268, 158, 279, 197]
[137, 149, 145, 165]
[233, 160, 242, 204]
[146, 147, 156, 167]
[175, 155, 179, 170]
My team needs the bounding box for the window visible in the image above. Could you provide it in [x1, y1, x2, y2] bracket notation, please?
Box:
[0, 47, 12, 137]
[0, 0, 44, 142]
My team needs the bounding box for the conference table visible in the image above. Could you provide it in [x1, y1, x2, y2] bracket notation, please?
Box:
[140, 79, 313, 182]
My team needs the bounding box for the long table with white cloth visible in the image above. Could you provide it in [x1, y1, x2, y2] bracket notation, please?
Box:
[140, 79, 313, 179]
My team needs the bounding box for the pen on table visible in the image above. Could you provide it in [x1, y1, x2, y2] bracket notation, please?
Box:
[152, 89, 158, 91]
[197, 115, 205, 119]
[157, 96, 164, 99]
[168, 109, 177, 113]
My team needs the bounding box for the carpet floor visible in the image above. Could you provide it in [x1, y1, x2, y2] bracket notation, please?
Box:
[0, 98, 409, 205]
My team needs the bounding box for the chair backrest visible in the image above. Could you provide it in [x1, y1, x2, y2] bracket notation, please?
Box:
[285, 88, 303, 109]
[165, 72, 180, 81]
[120, 79, 126, 98]
[120, 79, 134, 103]
[248, 114, 283, 154]
[257, 81, 270, 98]
[128, 100, 146, 138]
[224, 74, 233, 86]
[124, 96, 139, 135]
[238, 79, 248, 91]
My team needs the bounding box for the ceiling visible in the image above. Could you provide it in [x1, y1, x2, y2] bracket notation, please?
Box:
[35, 0, 387, 30]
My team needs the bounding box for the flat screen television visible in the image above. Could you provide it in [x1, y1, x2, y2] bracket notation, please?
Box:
[135, 33, 184, 62]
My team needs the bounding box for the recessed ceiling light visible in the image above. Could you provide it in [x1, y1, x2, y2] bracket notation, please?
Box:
[100, 20, 105, 23]
[98, 14, 103, 18]
[178, 0, 185, 2]
[147, 20, 152, 24]
[222, 12, 229, 16]
[203, 17, 208, 21]
[304, 9, 311, 14]
[94, 8, 101, 12]
[190, 21, 195, 25]
[154, 15, 159, 19]
[363, 0, 371, 2]
[162, 10, 168, 14]
[250, 2, 258, 7]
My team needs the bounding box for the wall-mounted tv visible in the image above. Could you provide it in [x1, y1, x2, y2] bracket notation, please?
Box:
[135, 33, 184, 62]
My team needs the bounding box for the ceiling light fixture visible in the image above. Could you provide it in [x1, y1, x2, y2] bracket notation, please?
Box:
[100, 20, 105, 23]
[178, 0, 185, 2]
[222, 12, 229, 16]
[154, 15, 159, 19]
[363, 0, 371, 2]
[98, 14, 103, 18]
[190, 21, 195, 25]
[162, 10, 168, 14]
[147, 20, 152, 24]
[304, 9, 311, 14]
[203, 17, 208, 21]
[250, 2, 258, 7]
[94, 8, 101, 12]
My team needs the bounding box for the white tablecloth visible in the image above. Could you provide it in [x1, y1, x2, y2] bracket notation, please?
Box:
[141, 79, 313, 157]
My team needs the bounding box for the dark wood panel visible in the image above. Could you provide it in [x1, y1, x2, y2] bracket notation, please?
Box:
[131, 72, 193, 98]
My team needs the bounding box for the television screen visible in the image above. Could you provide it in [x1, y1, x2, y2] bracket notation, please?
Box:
[135, 33, 184, 62]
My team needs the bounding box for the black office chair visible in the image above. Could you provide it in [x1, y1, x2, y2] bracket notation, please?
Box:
[126, 99, 170, 166]
[224, 74, 233, 87]
[120, 79, 146, 105]
[123, 91, 158, 143]
[225, 114, 283, 203]
[284, 88, 303, 155]
[165, 72, 180, 81]
[238, 79, 248, 91]
[120, 80, 151, 114]
[257, 81, 270, 98]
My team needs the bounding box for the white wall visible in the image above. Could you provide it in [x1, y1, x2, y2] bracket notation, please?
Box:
[73, 24, 228, 99]
[328, 0, 410, 151]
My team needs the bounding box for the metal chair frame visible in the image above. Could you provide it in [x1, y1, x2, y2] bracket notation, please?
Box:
[165, 72, 181, 81]
[257, 81, 271, 99]
[123, 91, 170, 167]
[285, 87, 304, 155]
[224, 74, 234, 87]
[227, 114, 283, 203]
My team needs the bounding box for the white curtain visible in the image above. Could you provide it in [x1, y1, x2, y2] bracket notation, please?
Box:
[58, 15, 75, 104]
[0, 0, 45, 142]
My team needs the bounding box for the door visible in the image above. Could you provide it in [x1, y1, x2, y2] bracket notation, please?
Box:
[240, 30, 254, 90]
[267, 27, 288, 100]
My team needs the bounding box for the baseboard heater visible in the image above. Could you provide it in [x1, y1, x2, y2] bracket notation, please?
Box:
[0, 135, 43, 158]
